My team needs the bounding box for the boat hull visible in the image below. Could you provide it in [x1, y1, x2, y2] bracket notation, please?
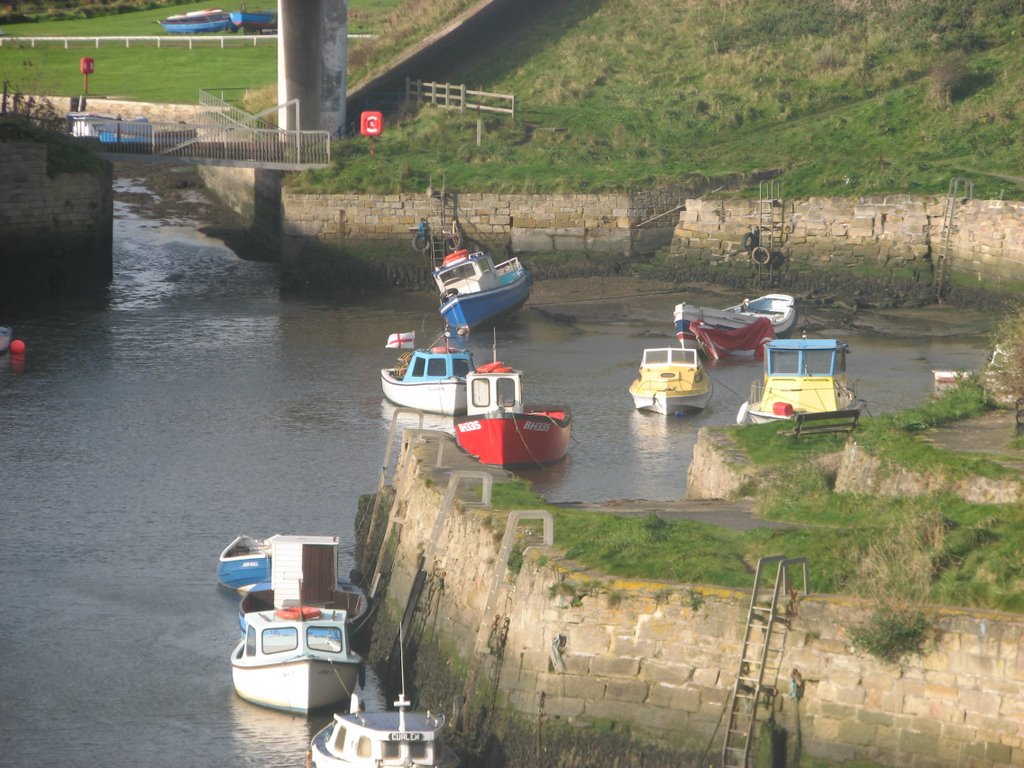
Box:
[674, 294, 797, 339]
[217, 555, 271, 592]
[454, 408, 571, 466]
[159, 11, 234, 34]
[631, 386, 712, 415]
[231, 643, 361, 714]
[380, 372, 466, 415]
[439, 272, 531, 331]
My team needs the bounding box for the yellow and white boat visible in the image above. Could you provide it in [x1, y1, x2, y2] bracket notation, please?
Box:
[736, 338, 864, 424]
[629, 344, 713, 415]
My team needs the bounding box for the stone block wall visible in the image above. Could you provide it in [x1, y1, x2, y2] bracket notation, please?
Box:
[0, 141, 113, 297]
[385, 431, 1024, 766]
[281, 188, 685, 255]
[671, 196, 1024, 283]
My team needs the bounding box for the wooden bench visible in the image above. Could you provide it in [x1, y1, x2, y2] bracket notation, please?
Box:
[777, 409, 860, 439]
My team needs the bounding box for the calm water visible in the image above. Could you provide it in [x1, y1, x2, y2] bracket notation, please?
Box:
[0, 176, 991, 767]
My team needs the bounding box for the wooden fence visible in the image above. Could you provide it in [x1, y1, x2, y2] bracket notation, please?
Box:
[405, 78, 515, 119]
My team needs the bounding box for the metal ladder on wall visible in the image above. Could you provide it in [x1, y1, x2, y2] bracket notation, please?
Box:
[933, 177, 973, 303]
[721, 556, 808, 768]
[752, 181, 784, 284]
[426, 179, 463, 270]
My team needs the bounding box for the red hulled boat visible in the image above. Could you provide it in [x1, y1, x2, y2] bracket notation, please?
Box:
[453, 360, 571, 467]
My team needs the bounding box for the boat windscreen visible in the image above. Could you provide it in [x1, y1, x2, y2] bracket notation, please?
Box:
[452, 358, 471, 377]
[427, 358, 448, 376]
[769, 349, 801, 375]
[803, 349, 836, 376]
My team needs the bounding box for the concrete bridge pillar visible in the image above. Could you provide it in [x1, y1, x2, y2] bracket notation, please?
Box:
[277, 0, 348, 136]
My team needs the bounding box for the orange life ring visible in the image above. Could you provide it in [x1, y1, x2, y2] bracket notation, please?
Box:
[274, 606, 322, 621]
[476, 361, 514, 373]
[443, 249, 470, 265]
[431, 346, 449, 353]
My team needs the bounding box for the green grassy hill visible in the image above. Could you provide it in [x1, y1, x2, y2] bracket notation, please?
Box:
[2, 0, 1022, 200]
[320, 0, 1024, 199]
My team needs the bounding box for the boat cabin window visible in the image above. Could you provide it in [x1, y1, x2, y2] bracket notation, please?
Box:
[411, 357, 425, 377]
[770, 349, 801, 375]
[803, 349, 836, 376]
[356, 736, 372, 758]
[471, 378, 491, 408]
[439, 263, 477, 286]
[307, 625, 343, 653]
[329, 724, 346, 752]
[382, 741, 401, 759]
[262, 627, 298, 654]
[646, 350, 670, 365]
[426, 357, 448, 377]
[492, 377, 517, 407]
[409, 741, 429, 760]
[452, 358, 471, 377]
[245, 625, 257, 657]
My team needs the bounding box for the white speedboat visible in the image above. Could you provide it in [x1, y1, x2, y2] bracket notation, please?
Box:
[217, 534, 273, 592]
[736, 338, 865, 424]
[231, 606, 362, 714]
[674, 293, 797, 340]
[309, 692, 459, 768]
[629, 344, 712, 415]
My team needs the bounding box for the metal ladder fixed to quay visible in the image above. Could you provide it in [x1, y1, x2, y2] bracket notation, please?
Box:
[424, 179, 465, 269]
[751, 180, 784, 283]
[933, 176, 974, 303]
[721, 555, 808, 768]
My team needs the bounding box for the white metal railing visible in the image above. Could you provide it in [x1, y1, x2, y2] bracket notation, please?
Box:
[0, 34, 374, 49]
[199, 88, 277, 131]
[406, 78, 515, 118]
[70, 115, 330, 169]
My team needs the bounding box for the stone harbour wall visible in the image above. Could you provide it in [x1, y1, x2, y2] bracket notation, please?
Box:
[0, 141, 113, 297]
[670, 196, 1024, 283]
[384, 431, 1024, 766]
[281, 188, 685, 255]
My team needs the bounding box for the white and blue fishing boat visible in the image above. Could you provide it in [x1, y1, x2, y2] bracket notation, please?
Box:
[380, 331, 474, 415]
[158, 8, 234, 34]
[736, 338, 865, 425]
[217, 534, 273, 592]
[230, 605, 363, 714]
[433, 249, 531, 333]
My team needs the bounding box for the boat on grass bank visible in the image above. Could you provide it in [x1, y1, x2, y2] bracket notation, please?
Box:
[453, 360, 571, 467]
[629, 343, 713, 415]
[158, 9, 234, 34]
[736, 338, 865, 425]
[229, 7, 277, 34]
[433, 250, 531, 334]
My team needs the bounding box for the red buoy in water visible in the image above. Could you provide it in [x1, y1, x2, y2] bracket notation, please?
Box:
[9, 339, 26, 354]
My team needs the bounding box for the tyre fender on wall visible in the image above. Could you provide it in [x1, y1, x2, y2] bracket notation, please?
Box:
[751, 246, 772, 265]
[741, 229, 760, 251]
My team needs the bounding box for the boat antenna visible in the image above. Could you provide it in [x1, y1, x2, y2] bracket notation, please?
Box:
[396, 623, 410, 731]
[491, 328, 497, 363]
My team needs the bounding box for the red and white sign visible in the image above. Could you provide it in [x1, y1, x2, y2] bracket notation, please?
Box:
[80, 57, 95, 75]
[360, 111, 383, 137]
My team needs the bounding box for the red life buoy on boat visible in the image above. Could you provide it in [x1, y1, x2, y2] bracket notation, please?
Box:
[274, 606, 322, 621]
[431, 346, 449, 353]
[476, 361, 513, 373]
[443, 249, 470, 265]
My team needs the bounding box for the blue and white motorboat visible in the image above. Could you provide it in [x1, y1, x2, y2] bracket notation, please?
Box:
[380, 332, 474, 415]
[736, 338, 865, 424]
[308, 693, 459, 767]
[158, 8, 234, 34]
[230, 605, 363, 714]
[433, 249, 531, 333]
[217, 534, 273, 592]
